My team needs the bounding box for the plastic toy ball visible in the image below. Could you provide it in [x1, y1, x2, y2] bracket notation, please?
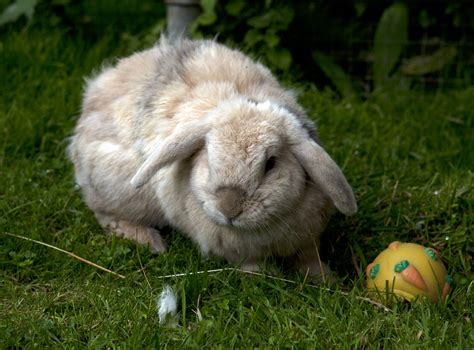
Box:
[366, 241, 452, 303]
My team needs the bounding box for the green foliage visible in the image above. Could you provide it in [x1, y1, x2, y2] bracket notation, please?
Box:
[402, 46, 458, 76]
[312, 51, 359, 100]
[2, 0, 471, 94]
[192, 0, 294, 71]
[194, 0, 217, 27]
[373, 2, 409, 90]
[242, 4, 294, 71]
[311, 2, 411, 96]
[225, 0, 245, 16]
[374, 2, 408, 88]
[0, 0, 36, 26]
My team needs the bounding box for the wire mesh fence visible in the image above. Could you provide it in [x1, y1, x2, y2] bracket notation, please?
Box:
[297, 1, 474, 93]
[14, 0, 471, 93]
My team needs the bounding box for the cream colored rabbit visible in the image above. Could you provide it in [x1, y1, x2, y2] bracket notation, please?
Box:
[68, 38, 357, 278]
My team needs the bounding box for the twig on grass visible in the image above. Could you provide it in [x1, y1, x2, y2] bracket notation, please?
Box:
[157, 267, 392, 313]
[136, 242, 152, 289]
[156, 268, 236, 279]
[2, 232, 125, 279]
[350, 245, 362, 278]
[312, 235, 328, 283]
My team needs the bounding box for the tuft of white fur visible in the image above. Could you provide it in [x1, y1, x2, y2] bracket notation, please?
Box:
[157, 285, 178, 326]
[97, 141, 122, 154]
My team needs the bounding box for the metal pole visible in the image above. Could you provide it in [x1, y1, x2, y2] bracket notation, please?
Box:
[165, 0, 201, 40]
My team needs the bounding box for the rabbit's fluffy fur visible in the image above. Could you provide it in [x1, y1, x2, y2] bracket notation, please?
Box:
[68, 38, 357, 277]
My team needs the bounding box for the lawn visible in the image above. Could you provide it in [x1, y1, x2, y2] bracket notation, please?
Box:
[1, 7, 473, 349]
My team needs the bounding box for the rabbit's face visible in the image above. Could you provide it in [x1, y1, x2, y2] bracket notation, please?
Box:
[132, 99, 356, 222]
[190, 100, 308, 230]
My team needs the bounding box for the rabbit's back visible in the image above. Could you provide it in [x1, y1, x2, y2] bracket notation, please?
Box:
[75, 37, 315, 147]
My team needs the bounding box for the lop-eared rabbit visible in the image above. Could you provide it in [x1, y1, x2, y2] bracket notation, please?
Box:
[68, 38, 357, 278]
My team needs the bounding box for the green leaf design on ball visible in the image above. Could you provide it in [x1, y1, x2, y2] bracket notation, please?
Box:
[394, 260, 410, 273]
[370, 263, 380, 279]
[424, 247, 438, 260]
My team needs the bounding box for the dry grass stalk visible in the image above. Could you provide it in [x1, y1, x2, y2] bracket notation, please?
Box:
[3, 232, 125, 279]
[157, 267, 391, 312]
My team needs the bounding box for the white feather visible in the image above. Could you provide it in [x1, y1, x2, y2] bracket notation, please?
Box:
[157, 285, 178, 326]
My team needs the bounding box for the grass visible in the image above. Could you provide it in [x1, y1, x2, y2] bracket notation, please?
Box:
[1, 11, 473, 349]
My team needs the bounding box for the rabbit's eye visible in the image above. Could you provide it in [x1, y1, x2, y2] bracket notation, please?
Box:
[265, 156, 276, 173]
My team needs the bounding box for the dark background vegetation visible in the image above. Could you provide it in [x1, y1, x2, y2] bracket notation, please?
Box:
[2, 0, 473, 92]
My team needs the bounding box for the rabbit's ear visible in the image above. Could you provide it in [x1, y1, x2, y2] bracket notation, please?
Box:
[131, 123, 209, 188]
[291, 138, 357, 216]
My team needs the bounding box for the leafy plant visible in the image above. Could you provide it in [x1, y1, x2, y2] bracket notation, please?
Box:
[401, 46, 457, 76]
[313, 2, 411, 96]
[373, 2, 409, 89]
[0, 0, 37, 26]
[191, 0, 294, 71]
[192, 0, 217, 29]
[242, 5, 294, 70]
[312, 51, 359, 100]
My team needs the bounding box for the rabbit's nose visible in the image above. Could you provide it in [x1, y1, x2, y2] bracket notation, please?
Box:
[216, 186, 246, 220]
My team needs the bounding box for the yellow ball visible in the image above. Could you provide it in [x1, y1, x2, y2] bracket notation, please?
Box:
[366, 241, 452, 302]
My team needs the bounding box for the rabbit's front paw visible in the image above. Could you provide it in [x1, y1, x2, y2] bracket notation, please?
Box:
[98, 215, 167, 254]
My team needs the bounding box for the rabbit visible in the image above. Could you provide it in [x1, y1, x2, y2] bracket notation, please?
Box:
[68, 37, 357, 279]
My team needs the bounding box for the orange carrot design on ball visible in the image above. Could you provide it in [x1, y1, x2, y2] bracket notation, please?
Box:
[394, 260, 428, 291]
